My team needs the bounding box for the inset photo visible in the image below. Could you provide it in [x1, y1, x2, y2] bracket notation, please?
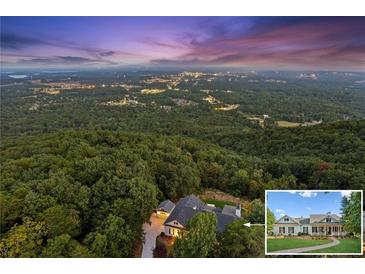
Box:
[265, 190, 363, 255]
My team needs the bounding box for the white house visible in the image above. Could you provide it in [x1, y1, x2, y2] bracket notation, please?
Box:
[272, 213, 347, 236]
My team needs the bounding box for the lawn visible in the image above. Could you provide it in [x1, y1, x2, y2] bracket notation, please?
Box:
[304, 238, 362, 254]
[267, 238, 332, 252]
[276, 120, 301, 127]
[202, 198, 236, 209]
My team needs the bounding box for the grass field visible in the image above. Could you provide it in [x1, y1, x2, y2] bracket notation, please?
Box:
[202, 198, 236, 209]
[267, 238, 332, 252]
[304, 238, 362, 254]
[276, 120, 301, 127]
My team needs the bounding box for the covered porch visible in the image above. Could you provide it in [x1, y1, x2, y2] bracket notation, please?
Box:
[311, 224, 346, 236]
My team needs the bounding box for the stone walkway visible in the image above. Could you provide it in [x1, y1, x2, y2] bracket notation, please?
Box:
[271, 237, 340, 254]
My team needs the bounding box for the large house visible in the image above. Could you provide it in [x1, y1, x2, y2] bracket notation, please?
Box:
[156, 194, 241, 237]
[272, 213, 347, 236]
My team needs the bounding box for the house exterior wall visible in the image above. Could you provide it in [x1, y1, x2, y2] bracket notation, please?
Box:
[302, 225, 312, 234]
[272, 224, 346, 236]
[273, 224, 301, 235]
[164, 225, 183, 237]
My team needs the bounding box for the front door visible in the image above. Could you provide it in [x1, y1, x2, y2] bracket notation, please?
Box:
[328, 226, 332, 235]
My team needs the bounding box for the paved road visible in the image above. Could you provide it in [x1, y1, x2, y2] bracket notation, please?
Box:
[271, 237, 340, 254]
[141, 213, 165, 258]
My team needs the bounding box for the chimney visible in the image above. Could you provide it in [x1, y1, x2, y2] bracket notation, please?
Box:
[235, 204, 241, 218]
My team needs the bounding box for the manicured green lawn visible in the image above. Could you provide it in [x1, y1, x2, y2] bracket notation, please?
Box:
[267, 238, 332, 252]
[202, 198, 236, 209]
[304, 238, 362, 254]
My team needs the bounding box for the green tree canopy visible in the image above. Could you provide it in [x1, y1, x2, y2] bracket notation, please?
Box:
[343, 192, 362, 235]
[173, 212, 217, 258]
[266, 208, 276, 232]
[42, 234, 90, 258]
[0, 219, 48, 258]
[218, 219, 265, 258]
[40, 205, 81, 238]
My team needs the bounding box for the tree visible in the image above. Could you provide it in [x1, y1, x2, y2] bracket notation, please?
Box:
[0, 219, 48, 258]
[248, 199, 265, 224]
[83, 232, 108, 257]
[218, 219, 265, 258]
[91, 214, 135, 257]
[340, 195, 349, 215]
[173, 212, 217, 258]
[126, 178, 158, 223]
[343, 192, 361, 235]
[266, 208, 275, 232]
[40, 205, 81, 238]
[42, 234, 90, 257]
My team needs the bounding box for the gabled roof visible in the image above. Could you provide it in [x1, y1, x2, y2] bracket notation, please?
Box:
[222, 205, 237, 216]
[164, 195, 204, 227]
[216, 212, 239, 233]
[275, 213, 343, 225]
[177, 194, 205, 209]
[165, 206, 200, 227]
[275, 215, 300, 224]
[299, 218, 310, 225]
[163, 194, 239, 232]
[310, 214, 342, 224]
[157, 200, 175, 213]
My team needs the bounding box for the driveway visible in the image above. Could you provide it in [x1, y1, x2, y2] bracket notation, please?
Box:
[271, 237, 340, 254]
[141, 213, 166, 258]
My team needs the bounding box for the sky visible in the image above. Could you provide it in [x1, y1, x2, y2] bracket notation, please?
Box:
[267, 191, 359, 220]
[1, 17, 364, 70]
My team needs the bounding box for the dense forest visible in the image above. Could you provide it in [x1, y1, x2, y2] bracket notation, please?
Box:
[1, 121, 364, 257]
[1, 70, 364, 257]
[0, 130, 268, 257]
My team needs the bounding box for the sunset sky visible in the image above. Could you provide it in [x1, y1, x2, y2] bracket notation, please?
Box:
[1, 17, 364, 70]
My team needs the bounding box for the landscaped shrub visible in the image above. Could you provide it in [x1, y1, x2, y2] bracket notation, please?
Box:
[153, 244, 167, 258]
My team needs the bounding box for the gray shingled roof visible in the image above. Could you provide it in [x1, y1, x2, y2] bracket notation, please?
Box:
[278, 214, 343, 224]
[216, 213, 239, 233]
[310, 214, 342, 224]
[157, 200, 175, 213]
[222, 205, 237, 216]
[276, 215, 300, 224]
[297, 218, 310, 224]
[164, 195, 205, 226]
[163, 194, 239, 233]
